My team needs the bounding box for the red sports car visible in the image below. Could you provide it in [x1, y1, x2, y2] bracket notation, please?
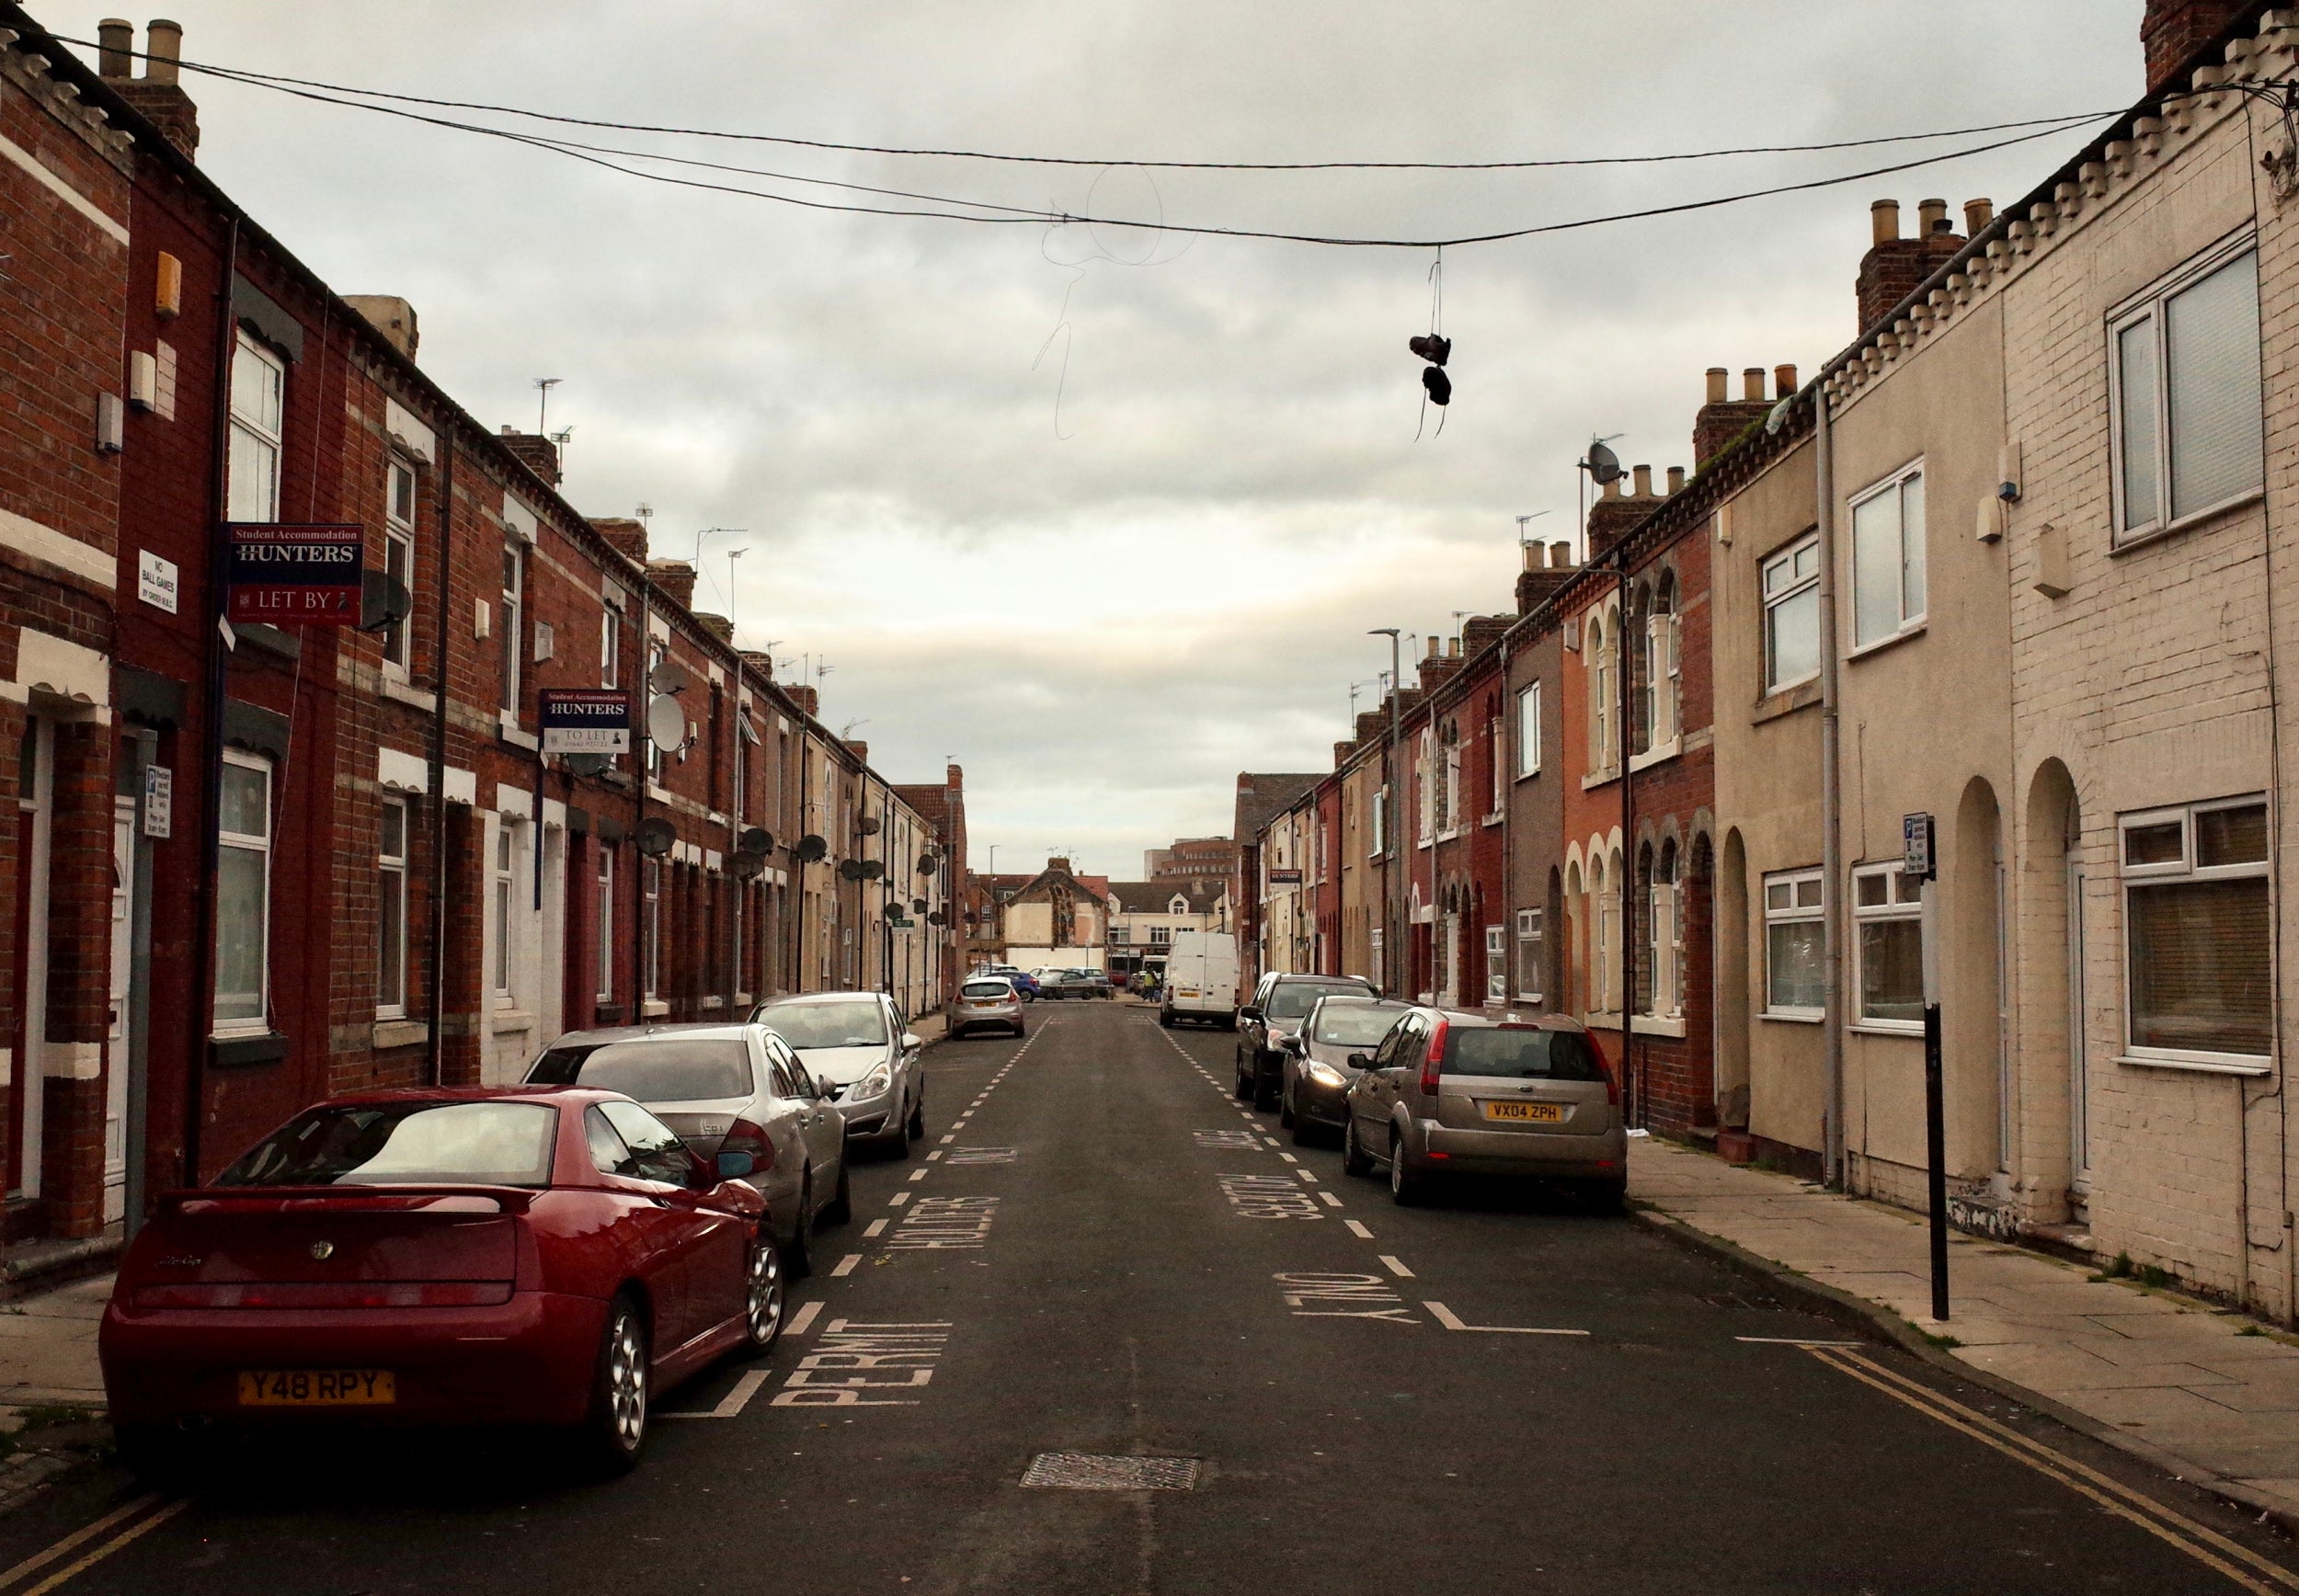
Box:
[100, 1086, 783, 1476]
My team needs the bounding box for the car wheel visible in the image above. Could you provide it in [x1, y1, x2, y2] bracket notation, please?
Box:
[1582, 1177, 1629, 1215]
[907, 1095, 926, 1141]
[579, 1294, 650, 1476]
[783, 1174, 816, 1277]
[1277, 1081, 1296, 1128]
[1389, 1133, 1425, 1206]
[821, 1157, 852, 1226]
[1158, 1009, 1172, 1029]
[1290, 1107, 1321, 1147]
[1252, 1059, 1281, 1112]
[738, 1237, 787, 1356]
[1233, 1058, 1252, 1100]
[1341, 1116, 1373, 1177]
[1013, 1022, 1027, 1039]
[112, 1423, 191, 1485]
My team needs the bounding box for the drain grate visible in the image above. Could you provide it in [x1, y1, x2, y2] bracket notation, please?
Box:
[1020, 1453, 1201, 1491]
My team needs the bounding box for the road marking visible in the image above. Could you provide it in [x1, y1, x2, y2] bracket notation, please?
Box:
[939, 1134, 955, 1145]
[887, 1195, 1000, 1250]
[1296, 1168, 1319, 1183]
[864, 1218, 889, 1237]
[661, 1368, 772, 1420]
[786, 1300, 824, 1337]
[12, 1497, 192, 1596]
[0, 1494, 173, 1596]
[1267, 1139, 1285, 1149]
[1378, 1254, 1415, 1278]
[889, 1191, 910, 1206]
[908, 1168, 929, 1182]
[1218, 1172, 1323, 1220]
[1344, 1220, 1374, 1239]
[830, 1254, 863, 1277]
[1278, 1152, 1298, 1163]
[1810, 1347, 2299, 1594]
[1317, 1191, 1343, 1208]
[945, 1146, 1017, 1164]
[772, 1320, 949, 1408]
[1735, 1336, 1863, 1346]
[927, 1150, 944, 1161]
[1193, 1129, 1261, 1150]
[1423, 1301, 1588, 1335]
[1275, 1271, 1419, 1323]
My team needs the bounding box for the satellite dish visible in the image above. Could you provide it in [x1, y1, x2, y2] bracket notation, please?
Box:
[795, 834, 829, 864]
[359, 569, 413, 633]
[738, 826, 773, 857]
[728, 850, 765, 880]
[838, 858, 867, 882]
[635, 816, 677, 858]
[927, 909, 948, 927]
[646, 693, 686, 751]
[917, 852, 939, 875]
[1583, 441, 1624, 485]
[562, 753, 611, 778]
[911, 897, 928, 914]
[858, 815, 881, 836]
[648, 657, 690, 697]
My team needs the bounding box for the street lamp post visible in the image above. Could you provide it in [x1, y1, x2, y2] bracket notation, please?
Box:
[1369, 628, 1403, 999]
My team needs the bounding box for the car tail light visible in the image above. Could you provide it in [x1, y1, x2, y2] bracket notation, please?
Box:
[723, 1118, 776, 1174]
[132, 1281, 514, 1309]
[1588, 1035, 1620, 1106]
[1418, 1019, 1449, 1098]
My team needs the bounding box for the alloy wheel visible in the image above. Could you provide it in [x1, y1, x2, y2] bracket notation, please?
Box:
[746, 1241, 786, 1350]
[606, 1305, 648, 1451]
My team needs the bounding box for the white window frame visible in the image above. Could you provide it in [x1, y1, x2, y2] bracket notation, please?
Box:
[1593, 856, 1618, 1015]
[226, 332, 284, 523]
[377, 797, 408, 1018]
[596, 846, 616, 1003]
[1487, 716, 1504, 817]
[2109, 234, 2264, 547]
[1439, 737, 1461, 838]
[644, 856, 663, 999]
[1762, 866, 1825, 1021]
[1515, 907, 1544, 1001]
[1589, 613, 1614, 773]
[1645, 611, 1681, 749]
[1516, 682, 1542, 779]
[600, 599, 623, 690]
[382, 458, 417, 675]
[1848, 461, 1927, 651]
[1370, 786, 1388, 857]
[499, 542, 525, 721]
[1643, 853, 1682, 1020]
[2117, 795, 2272, 1072]
[1761, 534, 1820, 693]
[213, 748, 273, 1036]
[1483, 923, 1506, 1004]
[492, 820, 519, 1004]
[1415, 730, 1435, 845]
[1851, 861, 1925, 1034]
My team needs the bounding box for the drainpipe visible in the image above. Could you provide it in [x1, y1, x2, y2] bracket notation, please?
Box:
[185, 217, 238, 1186]
[1818, 388, 1846, 1188]
[1618, 558, 1637, 1128]
[424, 431, 456, 1086]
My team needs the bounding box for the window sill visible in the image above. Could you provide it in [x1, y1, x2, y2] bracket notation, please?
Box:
[2110, 488, 2264, 557]
[1581, 768, 1620, 792]
[498, 717, 538, 752]
[1760, 1009, 1824, 1025]
[1630, 1014, 1687, 1038]
[1482, 813, 1504, 828]
[1846, 621, 1927, 663]
[1752, 680, 1821, 726]
[1850, 1020, 1924, 1038]
[2113, 1050, 2271, 1077]
[641, 999, 670, 1019]
[1629, 737, 1680, 775]
[380, 677, 437, 712]
[372, 1018, 429, 1050]
[1515, 768, 1543, 784]
[211, 1031, 289, 1066]
[491, 1009, 536, 1035]
[1584, 1010, 1624, 1032]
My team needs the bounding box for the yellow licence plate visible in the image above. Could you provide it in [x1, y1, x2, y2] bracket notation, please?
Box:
[238, 1369, 396, 1407]
[1483, 1101, 1566, 1123]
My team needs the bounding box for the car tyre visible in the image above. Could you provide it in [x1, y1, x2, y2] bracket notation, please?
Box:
[783, 1174, 816, 1277]
[820, 1157, 852, 1226]
[907, 1095, 926, 1142]
[1341, 1116, 1373, 1177]
[1158, 1009, 1173, 1029]
[1581, 1177, 1629, 1215]
[1290, 1108, 1321, 1147]
[1389, 1133, 1426, 1206]
[112, 1423, 192, 1485]
[737, 1237, 787, 1357]
[579, 1294, 650, 1477]
[1232, 1058, 1253, 1100]
[1252, 1059, 1281, 1112]
[1013, 1022, 1027, 1039]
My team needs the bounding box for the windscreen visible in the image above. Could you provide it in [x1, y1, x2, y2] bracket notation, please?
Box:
[527, 1039, 753, 1101]
[1441, 1028, 1606, 1081]
[754, 998, 887, 1050]
[961, 981, 1012, 999]
[1310, 1004, 1405, 1047]
[1268, 983, 1369, 1021]
[216, 1101, 558, 1189]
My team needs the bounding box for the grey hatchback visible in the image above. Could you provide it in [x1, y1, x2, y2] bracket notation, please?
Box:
[1277, 996, 1411, 1146]
[1338, 1008, 1626, 1211]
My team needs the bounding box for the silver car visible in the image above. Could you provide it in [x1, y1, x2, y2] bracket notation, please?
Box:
[1338, 1007, 1627, 1211]
[948, 975, 1025, 1039]
[526, 1022, 849, 1269]
[1278, 996, 1411, 1146]
[750, 991, 925, 1155]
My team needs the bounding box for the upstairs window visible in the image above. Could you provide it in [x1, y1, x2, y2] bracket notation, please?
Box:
[2112, 239, 2263, 544]
[499, 544, 525, 716]
[226, 333, 284, 522]
[383, 460, 417, 671]
[1851, 463, 1926, 649]
[1516, 682, 1542, 778]
[1762, 536, 1820, 692]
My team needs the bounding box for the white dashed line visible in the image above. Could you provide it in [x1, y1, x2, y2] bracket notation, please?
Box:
[786, 1300, 823, 1337]
[1423, 1301, 1587, 1335]
[1277, 1152, 1298, 1163]
[1378, 1254, 1414, 1278]
[1296, 1169, 1319, 1183]
[927, 1150, 944, 1161]
[864, 1219, 889, 1237]
[1344, 1220, 1374, 1239]
[1317, 1191, 1343, 1208]
[908, 1168, 929, 1182]
[1735, 1337, 1865, 1346]
[830, 1255, 863, 1277]
[889, 1191, 911, 1206]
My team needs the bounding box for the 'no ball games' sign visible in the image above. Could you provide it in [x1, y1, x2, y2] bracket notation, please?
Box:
[539, 690, 633, 755]
[225, 524, 363, 624]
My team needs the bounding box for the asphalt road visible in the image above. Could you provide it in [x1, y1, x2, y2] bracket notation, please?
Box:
[9, 1000, 2297, 1594]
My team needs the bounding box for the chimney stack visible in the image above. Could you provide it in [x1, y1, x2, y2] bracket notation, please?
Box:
[1517, 540, 1576, 613]
[344, 295, 418, 361]
[103, 19, 200, 158]
[2142, 1, 2250, 97]
[1856, 196, 1970, 331]
[497, 427, 562, 486]
[1871, 200, 1900, 245]
[1916, 198, 1950, 236]
[1695, 362, 1779, 467]
[1740, 368, 1765, 402]
[591, 518, 649, 567]
[1706, 367, 1729, 404]
[646, 559, 698, 610]
[739, 649, 776, 680]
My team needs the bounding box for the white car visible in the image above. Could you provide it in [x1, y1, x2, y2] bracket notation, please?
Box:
[749, 991, 925, 1155]
[948, 975, 1025, 1039]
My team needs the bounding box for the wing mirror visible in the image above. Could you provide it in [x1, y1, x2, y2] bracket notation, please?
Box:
[716, 1149, 757, 1180]
[816, 1072, 839, 1099]
[1238, 1005, 1264, 1023]
[1346, 1053, 1372, 1071]
[1281, 1035, 1306, 1054]
[902, 1032, 922, 1053]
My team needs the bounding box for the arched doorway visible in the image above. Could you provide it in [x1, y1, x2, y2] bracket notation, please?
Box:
[1716, 829, 1751, 1130]
[1950, 778, 2006, 1184]
[2022, 760, 2084, 1224]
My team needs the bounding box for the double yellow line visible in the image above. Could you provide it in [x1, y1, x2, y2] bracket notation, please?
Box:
[1810, 1347, 2299, 1595]
[0, 1494, 189, 1596]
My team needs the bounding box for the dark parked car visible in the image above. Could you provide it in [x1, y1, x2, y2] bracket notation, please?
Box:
[985, 965, 1041, 1001]
[1234, 973, 1378, 1110]
[1034, 968, 1101, 1000]
[1279, 996, 1411, 1144]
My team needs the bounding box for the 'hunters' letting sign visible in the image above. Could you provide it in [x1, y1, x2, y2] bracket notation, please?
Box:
[539, 690, 634, 754]
[225, 524, 363, 623]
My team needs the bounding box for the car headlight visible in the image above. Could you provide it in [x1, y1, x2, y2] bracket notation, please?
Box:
[1305, 1062, 1345, 1088]
[856, 1064, 892, 1100]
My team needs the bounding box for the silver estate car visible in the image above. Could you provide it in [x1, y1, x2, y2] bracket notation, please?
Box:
[750, 991, 925, 1155]
[949, 975, 1026, 1039]
[1338, 1007, 1626, 1211]
[1278, 996, 1412, 1146]
[526, 1022, 850, 1270]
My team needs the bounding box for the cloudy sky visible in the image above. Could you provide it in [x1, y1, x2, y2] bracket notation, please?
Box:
[54, 0, 2146, 877]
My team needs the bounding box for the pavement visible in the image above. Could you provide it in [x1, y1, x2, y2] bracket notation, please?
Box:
[1630, 1133, 2299, 1531]
[0, 1002, 2288, 1593]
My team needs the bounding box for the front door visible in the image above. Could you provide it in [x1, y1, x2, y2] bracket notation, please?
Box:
[9, 718, 51, 1201]
[105, 800, 133, 1223]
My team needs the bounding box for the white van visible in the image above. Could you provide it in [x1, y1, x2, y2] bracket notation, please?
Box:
[1161, 931, 1240, 1029]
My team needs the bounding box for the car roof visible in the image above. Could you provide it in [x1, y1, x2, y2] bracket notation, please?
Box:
[1309, 995, 1410, 1009]
[542, 1022, 759, 1048]
[755, 990, 887, 1007]
[307, 1084, 636, 1108]
[1413, 1006, 1587, 1032]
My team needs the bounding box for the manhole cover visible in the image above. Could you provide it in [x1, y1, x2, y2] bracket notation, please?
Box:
[1020, 1453, 1200, 1491]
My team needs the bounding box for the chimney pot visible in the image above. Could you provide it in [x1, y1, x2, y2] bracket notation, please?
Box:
[1549, 541, 1571, 569]
[1705, 367, 1729, 404]
[1666, 466, 1686, 495]
[1741, 368, 1765, 402]
[1631, 464, 1653, 498]
[1774, 362, 1798, 396]
[1602, 476, 1622, 501]
[1870, 199, 1901, 245]
[1521, 541, 1538, 572]
[97, 18, 132, 76]
[1916, 198, 1950, 235]
[1963, 198, 1995, 234]
[144, 18, 182, 83]
[1447, 637, 1460, 658]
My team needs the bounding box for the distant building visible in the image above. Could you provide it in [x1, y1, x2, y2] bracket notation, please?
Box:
[1104, 878, 1229, 980]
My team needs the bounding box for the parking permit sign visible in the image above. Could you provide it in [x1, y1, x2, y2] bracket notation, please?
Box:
[539, 689, 633, 754]
[224, 524, 363, 623]
[1902, 812, 1936, 882]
